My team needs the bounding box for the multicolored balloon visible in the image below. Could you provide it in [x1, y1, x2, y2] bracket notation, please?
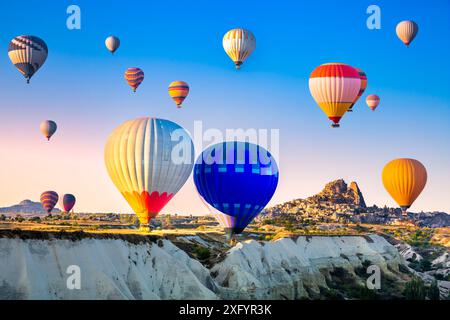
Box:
[382, 158, 427, 216]
[193, 141, 279, 235]
[223, 28, 256, 69]
[8, 35, 48, 83]
[40, 120, 57, 141]
[104, 117, 194, 230]
[40, 191, 59, 214]
[124, 67, 144, 92]
[366, 94, 380, 111]
[396, 21, 419, 47]
[168, 81, 190, 108]
[309, 63, 361, 127]
[348, 68, 367, 112]
[62, 194, 76, 212]
[105, 36, 120, 54]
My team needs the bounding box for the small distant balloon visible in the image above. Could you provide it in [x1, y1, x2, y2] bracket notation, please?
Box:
[40, 191, 59, 214]
[124, 68, 144, 92]
[62, 194, 76, 212]
[396, 21, 419, 47]
[366, 94, 380, 111]
[223, 28, 256, 69]
[40, 120, 57, 141]
[168, 81, 190, 108]
[8, 35, 48, 83]
[105, 36, 120, 54]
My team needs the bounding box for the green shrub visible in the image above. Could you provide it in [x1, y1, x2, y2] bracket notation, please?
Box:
[403, 277, 427, 300]
[194, 246, 211, 260]
[427, 280, 440, 300]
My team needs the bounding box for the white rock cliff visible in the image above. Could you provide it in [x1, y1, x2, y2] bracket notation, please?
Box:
[0, 234, 405, 299]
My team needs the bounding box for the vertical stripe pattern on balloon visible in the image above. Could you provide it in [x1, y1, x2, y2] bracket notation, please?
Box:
[223, 28, 256, 69]
[396, 21, 419, 46]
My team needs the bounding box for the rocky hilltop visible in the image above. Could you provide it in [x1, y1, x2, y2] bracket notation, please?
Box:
[259, 179, 449, 228]
[0, 231, 409, 300]
[0, 199, 60, 215]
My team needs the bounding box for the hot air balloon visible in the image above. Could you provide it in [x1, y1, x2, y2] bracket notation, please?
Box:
[105, 36, 120, 54]
[124, 67, 144, 92]
[168, 81, 190, 108]
[8, 35, 48, 83]
[309, 63, 361, 127]
[396, 21, 419, 47]
[382, 158, 427, 217]
[193, 141, 279, 236]
[366, 94, 380, 111]
[348, 68, 367, 112]
[40, 120, 57, 141]
[104, 117, 194, 231]
[223, 28, 256, 69]
[40, 191, 59, 214]
[62, 194, 76, 212]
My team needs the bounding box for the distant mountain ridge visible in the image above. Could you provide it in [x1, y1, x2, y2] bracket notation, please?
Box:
[259, 179, 449, 228]
[0, 199, 61, 215]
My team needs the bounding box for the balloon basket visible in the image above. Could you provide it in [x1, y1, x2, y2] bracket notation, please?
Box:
[331, 123, 340, 128]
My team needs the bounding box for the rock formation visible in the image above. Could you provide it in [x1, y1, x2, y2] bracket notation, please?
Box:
[0, 199, 61, 215]
[0, 231, 408, 300]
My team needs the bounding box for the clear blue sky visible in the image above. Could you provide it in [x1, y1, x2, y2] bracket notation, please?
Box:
[0, 0, 449, 214]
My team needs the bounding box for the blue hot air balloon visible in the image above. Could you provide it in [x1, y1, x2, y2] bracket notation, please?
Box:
[193, 141, 279, 236]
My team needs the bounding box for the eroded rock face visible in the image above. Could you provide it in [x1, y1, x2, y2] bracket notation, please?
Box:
[0, 234, 407, 300]
[0, 238, 217, 300]
[212, 235, 404, 299]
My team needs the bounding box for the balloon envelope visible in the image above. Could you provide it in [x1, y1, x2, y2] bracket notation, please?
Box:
[309, 63, 361, 127]
[223, 28, 256, 69]
[8, 35, 48, 83]
[348, 68, 367, 112]
[105, 36, 120, 54]
[62, 194, 76, 212]
[40, 120, 57, 141]
[396, 21, 419, 47]
[366, 94, 380, 111]
[193, 141, 279, 234]
[40, 191, 59, 213]
[168, 81, 190, 107]
[124, 68, 144, 92]
[382, 158, 427, 214]
[104, 117, 194, 228]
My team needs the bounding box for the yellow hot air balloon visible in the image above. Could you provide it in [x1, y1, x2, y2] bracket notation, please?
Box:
[382, 158, 427, 216]
[104, 117, 194, 231]
[223, 28, 256, 69]
[309, 63, 361, 128]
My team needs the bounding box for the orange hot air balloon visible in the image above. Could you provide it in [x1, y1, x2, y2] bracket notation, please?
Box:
[168, 81, 189, 108]
[382, 158, 427, 216]
[366, 94, 380, 111]
[348, 68, 367, 112]
[309, 63, 361, 128]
